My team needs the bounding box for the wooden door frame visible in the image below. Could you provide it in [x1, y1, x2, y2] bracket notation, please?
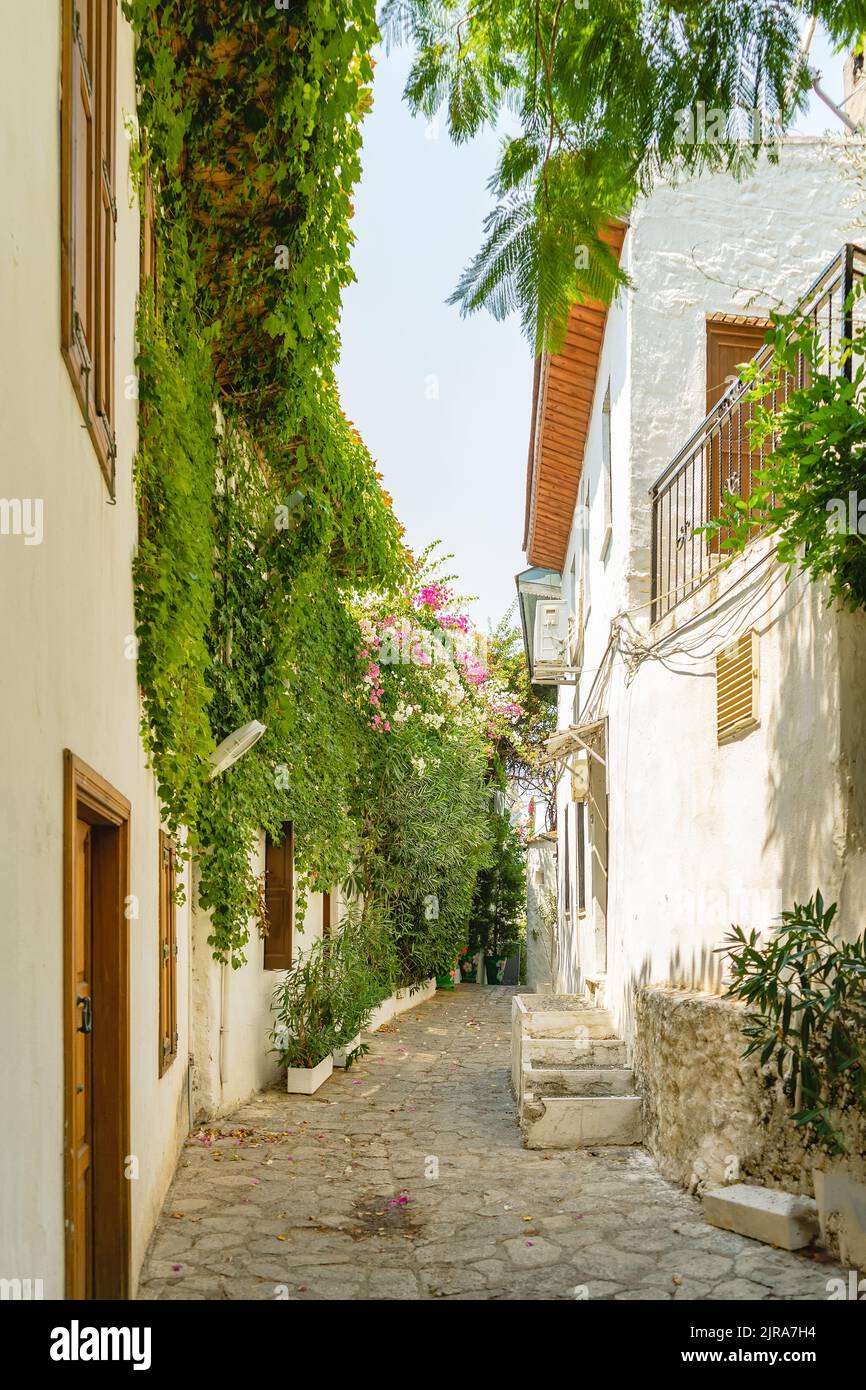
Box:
[63, 750, 131, 1300]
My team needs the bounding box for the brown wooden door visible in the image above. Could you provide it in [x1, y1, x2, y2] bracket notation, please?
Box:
[64, 753, 131, 1300]
[706, 319, 770, 549]
[70, 819, 94, 1300]
[264, 825, 293, 970]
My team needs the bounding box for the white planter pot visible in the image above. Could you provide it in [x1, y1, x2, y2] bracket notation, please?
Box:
[285, 1054, 333, 1095]
[332, 1033, 362, 1068]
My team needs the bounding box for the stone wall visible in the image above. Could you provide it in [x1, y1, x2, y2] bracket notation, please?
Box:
[634, 985, 866, 1263]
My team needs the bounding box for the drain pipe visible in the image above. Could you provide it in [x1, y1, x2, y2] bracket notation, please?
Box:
[219, 959, 231, 1093]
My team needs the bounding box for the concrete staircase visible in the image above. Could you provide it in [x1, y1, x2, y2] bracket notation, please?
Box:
[511, 995, 643, 1149]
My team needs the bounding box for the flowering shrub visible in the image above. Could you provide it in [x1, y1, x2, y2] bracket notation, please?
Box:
[349, 554, 530, 982]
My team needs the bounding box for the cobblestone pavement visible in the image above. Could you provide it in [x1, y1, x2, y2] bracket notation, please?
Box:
[138, 986, 841, 1301]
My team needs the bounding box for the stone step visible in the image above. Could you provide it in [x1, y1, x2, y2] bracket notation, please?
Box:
[521, 1095, 643, 1149]
[703, 1184, 819, 1251]
[524, 1036, 628, 1068]
[525, 1008, 616, 1040]
[524, 1065, 636, 1098]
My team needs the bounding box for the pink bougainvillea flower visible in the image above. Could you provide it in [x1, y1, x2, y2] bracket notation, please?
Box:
[171, 1263, 184, 1272]
[437, 613, 470, 632]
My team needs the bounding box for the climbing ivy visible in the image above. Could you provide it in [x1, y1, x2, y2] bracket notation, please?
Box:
[126, 1, 407, 962]
[125, 1, 525, 984]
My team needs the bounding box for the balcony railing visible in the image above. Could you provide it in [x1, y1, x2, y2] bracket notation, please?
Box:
[649, 244, 866, 624]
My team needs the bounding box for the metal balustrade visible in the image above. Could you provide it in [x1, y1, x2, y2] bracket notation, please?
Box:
[649, 244, 866, 624]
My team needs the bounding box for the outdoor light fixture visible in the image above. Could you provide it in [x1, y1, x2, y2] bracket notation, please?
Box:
[209, 720, 267, 778]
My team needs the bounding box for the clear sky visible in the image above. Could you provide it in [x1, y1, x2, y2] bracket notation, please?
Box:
[336, 25, 853, 632]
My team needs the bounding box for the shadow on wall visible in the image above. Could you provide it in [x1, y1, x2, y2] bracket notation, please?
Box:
[761, 577, 848, 927]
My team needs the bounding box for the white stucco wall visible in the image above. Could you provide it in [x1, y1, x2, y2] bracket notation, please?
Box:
[553, 142, 866, 1035]
[190, 848, 330, 1119]
[0, 6, 189, 1294]
[525, 836, 557, 991]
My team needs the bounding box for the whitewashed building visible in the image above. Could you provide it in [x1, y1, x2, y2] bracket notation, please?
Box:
[0, 1, 333, 1300]
[517, 140, 866, 1257]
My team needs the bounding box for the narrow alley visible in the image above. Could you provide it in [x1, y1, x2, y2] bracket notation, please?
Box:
[138, 988, 841, 1302]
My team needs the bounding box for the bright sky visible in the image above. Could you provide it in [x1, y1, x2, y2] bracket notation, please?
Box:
[336, 26, 853, 632]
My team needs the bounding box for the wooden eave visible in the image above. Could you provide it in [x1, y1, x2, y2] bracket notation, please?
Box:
[523, 221, 627, 571]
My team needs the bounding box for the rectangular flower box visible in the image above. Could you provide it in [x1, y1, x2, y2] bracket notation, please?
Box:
[332, 1033, 361, 1068]
[285, 1054, 333, 1095]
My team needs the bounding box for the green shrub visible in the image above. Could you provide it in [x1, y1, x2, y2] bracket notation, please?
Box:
[722, 893, 866, 1156]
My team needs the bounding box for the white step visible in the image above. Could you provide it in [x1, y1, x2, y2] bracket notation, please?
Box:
[522, 1095, 643, 1149]
[703, 1184, 819, 1251]
[524, 1036, 628, 1068]
[524, 1065, 635, 1098]
[526, 1008, 616, 1040]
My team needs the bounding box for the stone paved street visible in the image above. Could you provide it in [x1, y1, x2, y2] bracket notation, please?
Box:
[138, 986, 841, 1301]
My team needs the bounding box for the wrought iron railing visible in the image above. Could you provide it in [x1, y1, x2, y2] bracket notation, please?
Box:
[649, 244, 866, 624]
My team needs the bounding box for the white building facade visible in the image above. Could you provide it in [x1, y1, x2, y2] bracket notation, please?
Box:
[0, 2, 332, 1300]
[518, 141, 866, 1255]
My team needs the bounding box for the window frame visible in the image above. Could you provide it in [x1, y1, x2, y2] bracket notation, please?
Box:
[263, 824, 294, 971]
[158, 831, 178, 1077]
[61, 0, 118, 496]
[600, 383, 612, 560]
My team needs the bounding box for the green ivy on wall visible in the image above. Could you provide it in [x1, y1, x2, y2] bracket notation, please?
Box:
[126, 1, 406, 963]
[125, 1, 530, 989]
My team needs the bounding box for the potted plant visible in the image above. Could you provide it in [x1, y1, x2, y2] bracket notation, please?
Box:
[459, 948, 479, 982]
[270, 948, 339, 1094]
[484, 953, 507, 984]
[436, 962, 457, 990]
[328, 908, 393, 1066]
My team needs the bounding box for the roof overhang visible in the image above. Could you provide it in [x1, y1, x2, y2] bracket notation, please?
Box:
[523, 221, 628, 572]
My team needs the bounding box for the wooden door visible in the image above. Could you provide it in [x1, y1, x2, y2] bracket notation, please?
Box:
[70, 820, 94, 1299]
[263, 825, 293, 970]
[587, 756, 608, 976]
[706, 319, 770, 549]
[64, 752, 131, 1300]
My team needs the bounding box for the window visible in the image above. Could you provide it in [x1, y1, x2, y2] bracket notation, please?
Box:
[569, 557, 578, 658]
[158, 833, 178, 1076]
[61, 1, 117, 493]
[600, 384, 612, 559]
[322, 890, 332, 939]
[562, 805, 571, 915]
[140, 153, 157, 293]
[576, 801, 587, 915]
[716, 630, 760, 744]
[264, 824, 294, 970]
[579, 477, 591, 629]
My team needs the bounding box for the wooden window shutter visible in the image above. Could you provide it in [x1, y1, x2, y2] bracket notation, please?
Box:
[576, 801, 587, 915]
[140, 141, 158, 293]
[264, 825, 293, 970]
[562, 805, 571, 915]
[705, 317, 772, 554]
[158, 832, 178, 1075]
[716, 630, 760, 744]
[61, 1, 117, 494]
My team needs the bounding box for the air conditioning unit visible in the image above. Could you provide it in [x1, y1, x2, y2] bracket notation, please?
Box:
[533, 599, 570, 678]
